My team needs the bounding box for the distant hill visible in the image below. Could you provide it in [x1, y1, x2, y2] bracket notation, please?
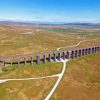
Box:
[64, 22, 100, 26]
[0, 21, 100, 28]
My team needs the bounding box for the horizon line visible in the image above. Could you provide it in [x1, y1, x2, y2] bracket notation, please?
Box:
[0, 19, 100, 24]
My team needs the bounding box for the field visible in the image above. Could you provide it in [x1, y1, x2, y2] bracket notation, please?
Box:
[0, 22, 100, 100]
[0, 62, 62, 100]
[0, 53, 100, 100]
[52, 53, 100, 100]
[0, 62, 63, 79]
[0, 23, 100, 56]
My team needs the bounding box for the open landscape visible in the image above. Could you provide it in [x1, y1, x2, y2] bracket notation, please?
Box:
[0, 0, 100, 100]
[0, 22, 100, 100]
[0, 22, 100, 56]
[0, 50, 100, 100]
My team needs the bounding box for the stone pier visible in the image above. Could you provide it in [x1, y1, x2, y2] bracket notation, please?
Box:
[18, 57, 20, 67]
[48, 53, 52, 62]
[58, 52, 61, 61]
[71, 50, 74, 59]
[62, 51, 66, 60]
[36, 55, 40, 64]
[82, 49, 85, 56]
[53, 52, 56, 61]
[85, 48, 88, 55]
[66, 51, 70, 59]
[30, 56, 33, 66]
[88, 48, 91, 54]
[43, 54, 46, 64]
[79, 49, 82, 57]
[94, 47, 96, 53]
[75, 50, 78, 58]
[92, 47, 95, 53]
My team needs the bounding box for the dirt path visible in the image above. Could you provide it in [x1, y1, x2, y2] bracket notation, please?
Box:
[45, 59, 69, 100]
[57, 38, 100, 51]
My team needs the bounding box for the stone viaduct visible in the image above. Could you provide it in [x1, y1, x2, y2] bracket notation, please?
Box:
[0, 46, 100, 67]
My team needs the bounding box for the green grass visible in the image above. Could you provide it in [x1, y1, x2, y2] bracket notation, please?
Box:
[0, 62, 63, 79]
[42, 27, 79, 33]
[2, 65, 18, 72]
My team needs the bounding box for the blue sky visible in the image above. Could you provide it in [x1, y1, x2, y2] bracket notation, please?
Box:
[0, 0, 100, 23]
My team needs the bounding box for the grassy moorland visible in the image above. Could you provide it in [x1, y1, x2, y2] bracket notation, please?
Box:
[52, 53, 100, 100]
[0, 24, 100, 56]
[0, 23, 100, 100]
[0, 53, 100, 100]
[0, 24, 80, 56]
[0, 62, 63, 100]
[0, 78, 57, 100]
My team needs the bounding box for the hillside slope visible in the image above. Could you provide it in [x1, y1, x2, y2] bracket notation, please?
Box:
[0, 53, 100, 100]
[52, 53, 100, 100]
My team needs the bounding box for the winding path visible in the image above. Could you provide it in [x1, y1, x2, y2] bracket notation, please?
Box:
[57, 37, 100, 51]
[45, 59, 69, 100]
[0, 74, 60, 83]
